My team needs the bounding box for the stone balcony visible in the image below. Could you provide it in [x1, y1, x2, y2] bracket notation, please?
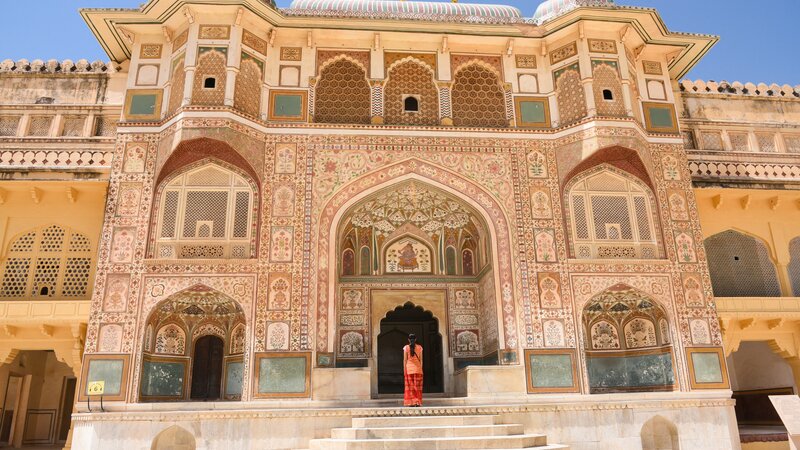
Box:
[687, 149, 800, 186]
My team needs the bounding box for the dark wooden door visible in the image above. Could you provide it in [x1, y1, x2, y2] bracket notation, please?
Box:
[377, 302, 444, 394]
[191, 335, 224, 400]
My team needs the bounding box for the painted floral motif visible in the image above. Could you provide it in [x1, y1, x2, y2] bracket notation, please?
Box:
[590, 320, 620, 349]
[454, 289, 476, 309]
[674, 232, 697, 263]
[230, 324, 246, 354]
[267, 322, 289, 350]
[543, 320, 565, 347]
[117, 186, 141, 217]
[270, 227, 293, 262]
[340, 330, 365, 354]
[103, 275, 129, 312]
[535, 229, 557, 262]
[661, 154, 681, 181]
[624, 318, 657, 349]
[682, 273, 705, 307]
[341, 289, 364, 309]
[123, 143, 146, 173]
[155, 324, 186, 355]
[272, 184, 295, 217]
[530, 189, 552, 219]
[527, 151, 547, 178]
[455, 330, 479, 352]
[539, 274, 562, 308]
[274, 143, 296, 174]
[690, 319, 711, 345]
[668, 191, 689, 221]
[268, 273, 291, 310]
[98, 324, 123, 353]
[110, 228, 135, 263]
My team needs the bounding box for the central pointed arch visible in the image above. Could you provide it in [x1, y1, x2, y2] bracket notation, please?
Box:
[314, 158, 519, 356]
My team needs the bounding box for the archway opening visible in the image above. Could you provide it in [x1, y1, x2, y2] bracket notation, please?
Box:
[140, 285, 246, 402]
[377, 302, 444, 394]
[333, 179, 503, 394]
[583, 284, 676, 394]
[728, 341, 796, 442]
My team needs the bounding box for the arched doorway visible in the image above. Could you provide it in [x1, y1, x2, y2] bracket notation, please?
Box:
[140, 285, 246, 402]
[377, 302, 444, 394]
[190, 335, 224, 400]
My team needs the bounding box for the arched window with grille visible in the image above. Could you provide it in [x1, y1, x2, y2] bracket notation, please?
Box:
[155, 162, 256, 259]
[566, 166, 661, 259]
[790, 237, 800, 296]
[705, 230, 781, 297]
[0, 225, 94, 299]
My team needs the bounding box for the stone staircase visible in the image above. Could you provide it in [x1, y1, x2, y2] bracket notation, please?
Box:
[307, 414, 569, 449]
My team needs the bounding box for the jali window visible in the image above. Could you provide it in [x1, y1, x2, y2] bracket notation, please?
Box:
[0, 225, 93, 298]
[567, 167, 660, 259]
[156, 163, 255, 259]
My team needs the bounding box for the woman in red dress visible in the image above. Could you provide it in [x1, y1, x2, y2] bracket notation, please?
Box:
[403, 333, 423, 407]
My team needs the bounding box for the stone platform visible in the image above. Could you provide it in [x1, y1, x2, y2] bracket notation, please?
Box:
[70, 392, 741, 450]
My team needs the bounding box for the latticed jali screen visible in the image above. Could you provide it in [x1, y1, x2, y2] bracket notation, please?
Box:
[0, 116, 19, 136]
[314, 59, 371, 124]
[788, 238, 800, 296]
[384, 61, 439, 126]
[28, 116, 52, 137]
[451, 64, 507, 128]
[704, 230, 782, 297]
[157, 164, 253, 259]
[569, 170, 658, 259]
[0, 225, 93, 298]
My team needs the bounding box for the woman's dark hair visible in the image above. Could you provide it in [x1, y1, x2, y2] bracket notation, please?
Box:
[408, 334, 417, 358]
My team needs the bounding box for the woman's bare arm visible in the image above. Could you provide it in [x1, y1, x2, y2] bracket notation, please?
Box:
[403, 347, 408, 376]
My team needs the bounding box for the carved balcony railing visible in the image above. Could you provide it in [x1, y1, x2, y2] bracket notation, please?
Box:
[686, 149, 800, 184]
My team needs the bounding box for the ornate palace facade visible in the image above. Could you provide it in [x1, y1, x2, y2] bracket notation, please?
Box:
[0, 0, 798, 449]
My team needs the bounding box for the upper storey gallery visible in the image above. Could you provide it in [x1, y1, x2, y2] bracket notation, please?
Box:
[82, 0, 716, 133]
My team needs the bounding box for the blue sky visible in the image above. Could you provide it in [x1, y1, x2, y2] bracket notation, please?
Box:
[0, 0, 796, 84]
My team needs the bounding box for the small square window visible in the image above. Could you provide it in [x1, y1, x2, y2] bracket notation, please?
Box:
[403, 95, 419, 113]
[602, 89, 614, 101]
[203, 77, 216, 89]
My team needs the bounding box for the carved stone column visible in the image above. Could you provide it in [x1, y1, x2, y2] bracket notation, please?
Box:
[370, 80, 384, 125]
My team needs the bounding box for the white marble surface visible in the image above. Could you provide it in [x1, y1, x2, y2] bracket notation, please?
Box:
[71, 393, 742, 449]
[312, 367, 371, 401]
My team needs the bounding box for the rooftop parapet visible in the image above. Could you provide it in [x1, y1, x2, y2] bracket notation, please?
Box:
[0, 59, 120, 74]
[680, 79, 800, 99]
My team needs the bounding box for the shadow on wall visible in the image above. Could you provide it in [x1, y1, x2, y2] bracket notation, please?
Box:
[152, 425, 195, 450]
[641, 415, 679, 450]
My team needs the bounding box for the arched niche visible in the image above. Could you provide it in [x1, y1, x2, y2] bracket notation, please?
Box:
[704, 230, 781, 297]
[140, 285, 246, 402]
[337, 180, 489, 277]
[582, 284, 676, 394]
[151, 425, 196, 450]
[640, 416, 679, 450]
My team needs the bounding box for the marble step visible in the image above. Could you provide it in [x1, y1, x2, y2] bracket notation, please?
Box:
[331, 424, 525, 439]
[308, 434, 549, 450]
[351, 414, 499, 428]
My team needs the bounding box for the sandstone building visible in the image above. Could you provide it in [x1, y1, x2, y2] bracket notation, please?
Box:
[0, 0, 798, 448]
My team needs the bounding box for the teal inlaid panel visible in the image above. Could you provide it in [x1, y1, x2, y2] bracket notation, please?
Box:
[258, 356, 307, 394]
[225, 361, 244, 397]
[648, 106, 675, 128]
[272, 94, 303, 118]
[691, 352, 724, 383]
[85, 359, 123, 395]
[587, 352, 674, 391]
[529, 353, 573, 388]
[141, 360, 185, 397]
[519, 101, 546, 124]
[129, 94, 158, 115]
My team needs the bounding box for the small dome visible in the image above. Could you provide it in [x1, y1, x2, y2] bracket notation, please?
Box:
[533, 0, 614, 24]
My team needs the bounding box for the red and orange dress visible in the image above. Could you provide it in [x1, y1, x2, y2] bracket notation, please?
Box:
[403, 344, 423, 406]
